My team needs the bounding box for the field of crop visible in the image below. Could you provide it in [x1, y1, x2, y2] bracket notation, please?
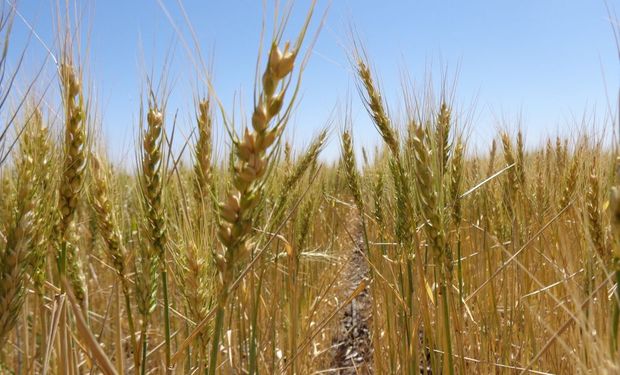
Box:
[1, 2, 619, 374]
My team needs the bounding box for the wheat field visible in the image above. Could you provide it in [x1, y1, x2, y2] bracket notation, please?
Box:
[0, 2, 619, 374]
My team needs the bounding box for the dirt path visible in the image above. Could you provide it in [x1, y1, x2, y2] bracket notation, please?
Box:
[329, 223, 374, 374]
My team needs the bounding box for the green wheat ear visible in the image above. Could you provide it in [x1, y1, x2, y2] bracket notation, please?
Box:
[341, 130, 364, 214]
[194, 98, 213, 207]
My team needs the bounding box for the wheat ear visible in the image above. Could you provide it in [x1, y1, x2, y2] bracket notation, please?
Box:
[210, 37, 305, 375]
[140, 105, 174, 371]
[57, 62, 87, 305]
[91, 153, 139, 368]
[193, 98, 213, 206]
[356, 59, 399, 157]
[0, 143, 36, 342]
[341, 130, 364, 214]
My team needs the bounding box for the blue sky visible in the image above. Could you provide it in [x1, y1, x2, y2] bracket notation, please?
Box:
[7, 0, 619, 164]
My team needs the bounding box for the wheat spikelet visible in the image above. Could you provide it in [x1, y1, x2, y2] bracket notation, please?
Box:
[411, 117, 456, 372]
[487, 139, 497, 177]
[216, 39, 303, 290]
[545, 138, 553, 164]
[294, 194, 315, 251]
[558, 155, 580, 210]
[516, 130, 526, 189]
[585, 168, 607, 260]
[556, 136, 566, 172]
[134, 235, 158, 372]
[411, 124, 446, 261]
[284, 141, 292, 167]
[193, 98, 213, 206]
[183, 242, 209, 323]
[450, 140, 464, 225]
[534, 154, 549, 222]
[356, 59, 399, 157]
[0, 147, 36, 342]
[411, 125, 436, 214]
[181, 241, 211, 362]
[0, 177, 13, 240]
[501, 132, 519, 194]
[90, 152, 143, 370]
[0, 210, 33, 343]
[139, 103, 175, 370]
[58, 63, 87, 237]
[282, 129, 327, 193]
[142, 107, 167, 260]
[57, 62, 88, 305]
[373, 171, 385, 230]
[210, 30, 311, 374]
[65, 225, 87, 303]
[436, 102, 452, 177]
[91, 154, 127, 283]
[341, 130, 364, 214]
[405, 120, 417, 160]
[355, 56, 420, 250]
[271, 129, 327, 227]
[389, 156, 411, 246]
[541, 140, 554, 203]
[134, 240, 158, 319]
[482, 141, 499, 231]
[500, 132, 521, 220]
[17, 108, 54, 292]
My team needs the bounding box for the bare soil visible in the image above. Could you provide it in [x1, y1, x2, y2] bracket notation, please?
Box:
[329, 223, 373, 374]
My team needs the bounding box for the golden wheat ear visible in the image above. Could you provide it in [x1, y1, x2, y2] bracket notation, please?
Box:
[90, 152, 140, 368]
[355, 58, 400, 157]
[205, 6, 317, 373]
[54, 61, 89, 310]
[0, 145, 37, 343]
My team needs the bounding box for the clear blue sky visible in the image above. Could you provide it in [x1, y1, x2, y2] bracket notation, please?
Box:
[7, 0, 619, 164]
